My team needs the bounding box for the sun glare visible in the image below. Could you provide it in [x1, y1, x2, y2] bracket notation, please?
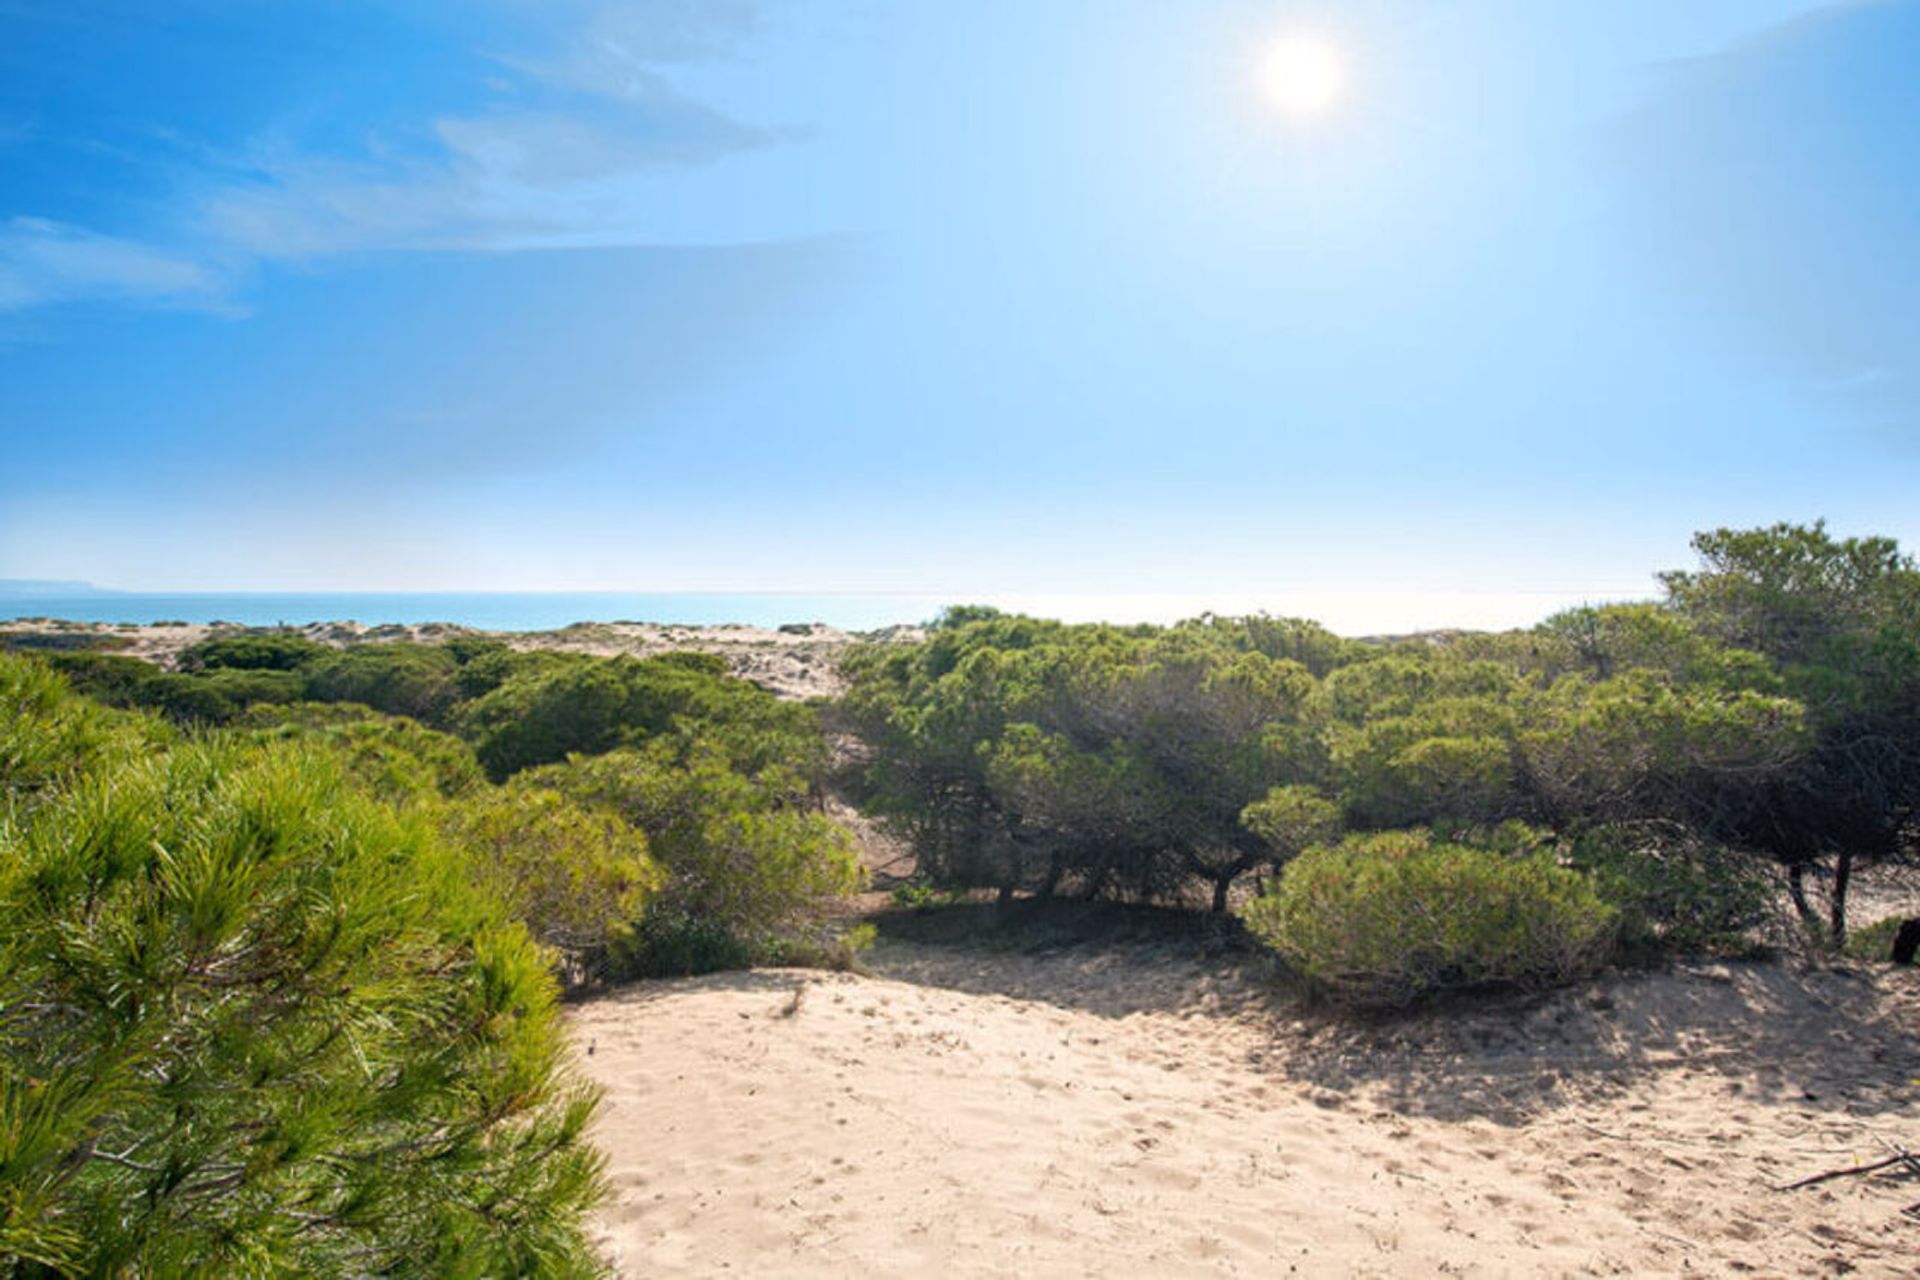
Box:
[1261, 33, 1347, 120]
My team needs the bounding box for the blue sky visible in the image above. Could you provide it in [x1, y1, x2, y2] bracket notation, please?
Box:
[1, 0, 1916, 630]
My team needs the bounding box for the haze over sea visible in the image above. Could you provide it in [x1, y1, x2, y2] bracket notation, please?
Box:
[0, 587, 1640, 636]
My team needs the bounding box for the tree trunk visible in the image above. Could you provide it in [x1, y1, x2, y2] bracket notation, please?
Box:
[996, 881, 1014, 909]
[1787, 863, 1817, 931]
[1829, 849, 1853, 949]
[1211, 876, 1231, 914]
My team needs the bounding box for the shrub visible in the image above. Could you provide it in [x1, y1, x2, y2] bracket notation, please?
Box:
[890, 881, 968, 910]
[760, 921, 878, 972]
[249, 706, 487, 805]
[1568, 823, 1770, 958]
[462, 660, 631, 779]
[193, 666, 306, 708]
[1242, 831, 1616, 1006]
[0, 654, 161, 804]
[128, 668, 306, 725]
[525, 743, 863, 968]
[0, 736, 605, 1275]
[610, 910, 755, 978]
[1240, 784, 1342, 869]
[38, 652, 159, 706]
[178, 631, 328, 672]
[461, 653, 825, 783]
[236, 703, 486, 803]
[303, 643, 460, 723]
[443, 786, 661, 982]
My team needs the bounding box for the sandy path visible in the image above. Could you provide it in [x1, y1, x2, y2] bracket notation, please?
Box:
[571, 946, 1920, 1277]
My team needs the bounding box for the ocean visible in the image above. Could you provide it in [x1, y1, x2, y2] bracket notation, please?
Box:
[0, 592, 955, 633]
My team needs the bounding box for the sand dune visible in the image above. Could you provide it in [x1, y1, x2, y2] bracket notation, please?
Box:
[572, 943, 1920, 1277]
[0, 618, 903, 700]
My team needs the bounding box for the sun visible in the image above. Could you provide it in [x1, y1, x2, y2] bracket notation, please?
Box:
[1261, 34, 1347, 120]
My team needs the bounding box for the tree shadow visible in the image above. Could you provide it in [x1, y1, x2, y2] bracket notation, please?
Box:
[1272, 960, 1920, 1126]
[566, 967, 815, 1011]
[863, 899, 1271, 1022]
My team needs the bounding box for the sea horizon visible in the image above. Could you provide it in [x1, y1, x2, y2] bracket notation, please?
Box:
[0, 586, 1647, 636]
[0, 590, 955, 634]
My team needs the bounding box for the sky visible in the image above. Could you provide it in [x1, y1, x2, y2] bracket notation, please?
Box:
[1, 0, 1917, 631]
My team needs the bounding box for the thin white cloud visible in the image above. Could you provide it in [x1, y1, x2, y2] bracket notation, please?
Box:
[0, 217, 231, 313]
[501, 0, 761, 96]
[5, 0, 805, 308]
[194, 97, 785, 261]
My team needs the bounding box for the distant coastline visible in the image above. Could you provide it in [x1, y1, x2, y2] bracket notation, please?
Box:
[0, 591, 951, 633]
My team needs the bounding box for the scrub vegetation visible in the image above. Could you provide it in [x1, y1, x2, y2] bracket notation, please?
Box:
[843, 522, 1920, 1001]
[0, 637, 863, 1273]
[2, 520, 1915, 1269]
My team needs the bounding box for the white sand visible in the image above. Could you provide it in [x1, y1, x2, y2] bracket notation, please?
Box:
[572, 945, 1920, 1277]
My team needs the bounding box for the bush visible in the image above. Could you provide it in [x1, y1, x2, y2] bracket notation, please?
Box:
[0, 735, 605, 1275]
[443, 786, 661, 982]
[193, 666, 306, 708]
[129, 668, 306, 725]
[236, 703, 486, 803]
[38, 652, 159, 706]
[1568, 823, 1770, 958]
[303, 643, 460, 723]
[890, 881, 969, 910]
[462, 660, 630, 779]
[525, 743, 863, 966]
[1242, 831, 1616, 1006]
[178, 631, 328, 672]
[0, 654, 162, 803]
[461, 653, 825, 783]
[610, 909, 755, 978]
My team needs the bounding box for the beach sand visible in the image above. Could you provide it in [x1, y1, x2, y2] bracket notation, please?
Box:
[571, 941, 1920, 1277]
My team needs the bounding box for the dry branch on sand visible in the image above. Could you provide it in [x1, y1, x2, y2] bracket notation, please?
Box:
[1777, 1141, 1920, 1220]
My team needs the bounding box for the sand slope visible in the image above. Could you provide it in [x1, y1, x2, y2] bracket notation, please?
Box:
[572, 945, 1920, 1277]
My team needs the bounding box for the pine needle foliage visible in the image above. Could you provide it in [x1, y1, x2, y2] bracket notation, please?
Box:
[0, 656, 606, 1277]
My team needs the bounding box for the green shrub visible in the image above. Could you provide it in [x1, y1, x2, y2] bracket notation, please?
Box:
[303, 643, 460, 723]
[443, 786, 661, 982]
[760, 921, 878, 972]
[1242, 830, 1616, 1006]
[38, 652, 159, 706]
[1240, 784, 1342, 868]
[193, 666, 306, 707]
[610, 909, 755, 978]
[526, 743, 863, 965]
[0, 735, 605, 1275]
[124, 668, 305, 725]
[1568, 824, 1770, 958]
[124, 672, 239, 724]
[461, 653, 825, 783]
[178, 631, 328, 672]
[0, 654, 162, 804]
[0, 631, 131, 653]
[462, 660, 630, 779]
[237, 703, 486, 803]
